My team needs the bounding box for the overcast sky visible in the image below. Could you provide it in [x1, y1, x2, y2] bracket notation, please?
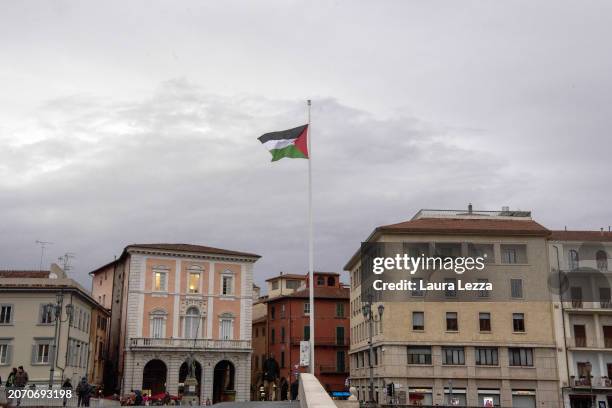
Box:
[1, 0, 611, 290]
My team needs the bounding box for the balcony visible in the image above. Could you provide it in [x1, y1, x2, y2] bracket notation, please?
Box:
[130, 338, 251, 351]
[290, 337, 349, 346]
[571, 376, 612, 388]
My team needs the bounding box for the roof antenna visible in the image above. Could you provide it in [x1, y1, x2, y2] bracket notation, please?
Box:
[58, 253, 76, 272]
[35, 240, 53, 271]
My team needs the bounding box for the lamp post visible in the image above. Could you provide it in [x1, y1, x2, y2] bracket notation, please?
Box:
[362, 294, 384, 406]
[47, 291, 74, 388]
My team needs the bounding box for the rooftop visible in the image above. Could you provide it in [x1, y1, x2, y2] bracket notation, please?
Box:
[550, 230, 612, 242]
[266, 286, 350, 301]
[0, 270, 50, 278]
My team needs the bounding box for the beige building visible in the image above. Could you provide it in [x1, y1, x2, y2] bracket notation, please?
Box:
[89, 243, 259, 403]
[345, 208, 561, 408]
[0, 264, 109, 388]
[549, 230, 612, 408]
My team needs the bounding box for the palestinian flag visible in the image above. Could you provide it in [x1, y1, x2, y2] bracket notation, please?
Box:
[258, 124, 309, 162]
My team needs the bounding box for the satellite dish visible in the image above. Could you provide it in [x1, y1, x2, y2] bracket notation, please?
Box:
[49, 272, 58, 279]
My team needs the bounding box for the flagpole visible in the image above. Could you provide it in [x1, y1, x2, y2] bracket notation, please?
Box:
[307, 99, 315, 375]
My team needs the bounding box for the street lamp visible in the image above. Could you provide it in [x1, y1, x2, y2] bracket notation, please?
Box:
[362, 294, 384, 406]
[47, 291, 74, 388]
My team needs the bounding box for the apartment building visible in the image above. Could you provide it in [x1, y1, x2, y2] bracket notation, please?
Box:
[0, 264, 109, 388]
[89, 243, 259, 403]
[549, 230, 612, 408]
[345, 208, 560, 408]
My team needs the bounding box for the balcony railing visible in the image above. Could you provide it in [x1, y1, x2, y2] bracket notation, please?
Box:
[572, 376, 612, 388]
[130, 338, 251, 350]
[290, 337, 349, 346]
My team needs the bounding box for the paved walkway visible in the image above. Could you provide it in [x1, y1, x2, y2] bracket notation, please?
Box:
[213, 401, 300, 408]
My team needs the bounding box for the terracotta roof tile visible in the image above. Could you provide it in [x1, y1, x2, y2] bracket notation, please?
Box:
[549, 230, 612, 242]
[286, 286, 350, 300]
[379, 217, 550, 236]
[0, 270, 50, 278]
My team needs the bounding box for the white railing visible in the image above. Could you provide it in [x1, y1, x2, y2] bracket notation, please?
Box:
[130, 337, 251, 350]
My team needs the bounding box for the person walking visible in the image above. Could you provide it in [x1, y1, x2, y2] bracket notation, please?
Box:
[76, 377, 91, 407]
[62, 378, 73, 407]
[5, 368, 16, 388]
[14, 366, 28, 407]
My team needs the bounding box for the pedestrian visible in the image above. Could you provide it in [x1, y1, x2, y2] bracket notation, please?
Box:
[62, 378, 73, 407]
[14, 366, 28, 407]
[290, 379, 299, 401]
[76, 377, 91, 407]
[6, 367, 16, 387]
[133, 390, 143, 406]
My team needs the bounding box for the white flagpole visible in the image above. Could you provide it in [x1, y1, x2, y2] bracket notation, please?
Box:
[307, 99, 315, 375]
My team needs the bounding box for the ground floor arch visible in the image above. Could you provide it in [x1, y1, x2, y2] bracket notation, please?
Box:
[179, 359, 202, 401]
[213, 360, 236, 403]
[142, 359, 167, 396]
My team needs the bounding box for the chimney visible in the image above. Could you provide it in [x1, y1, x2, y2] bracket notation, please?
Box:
[468, 203, 473, 214]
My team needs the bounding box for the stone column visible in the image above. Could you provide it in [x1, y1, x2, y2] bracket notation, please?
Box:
[166, 355, 181, 396]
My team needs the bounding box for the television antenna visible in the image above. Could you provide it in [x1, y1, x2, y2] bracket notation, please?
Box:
[58, 253, 76, 272]
[35, 240, 53, 271]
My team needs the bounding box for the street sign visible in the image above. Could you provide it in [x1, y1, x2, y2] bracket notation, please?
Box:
[300, 341, 310, 366]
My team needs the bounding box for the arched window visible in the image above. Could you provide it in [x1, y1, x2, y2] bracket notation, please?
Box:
[569, 250, 579, 271]
[184, 307, 200, 339]
[597, 250, 608, 272]
[327, 276, 335, 287]
[149, 309, 167, 339]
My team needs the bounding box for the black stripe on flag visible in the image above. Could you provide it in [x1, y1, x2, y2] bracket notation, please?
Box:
[258, 124, 308, 143]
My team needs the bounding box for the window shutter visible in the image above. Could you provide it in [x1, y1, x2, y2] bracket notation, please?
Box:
[31, 344, 37, 365]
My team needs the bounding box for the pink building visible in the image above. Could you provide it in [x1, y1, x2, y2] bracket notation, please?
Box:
[90, 243, 259, 403]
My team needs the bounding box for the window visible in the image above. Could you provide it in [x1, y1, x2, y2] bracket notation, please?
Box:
[513, 313, 525, 332]
[468, 244, 494, 263]
[597, 250, 608, 272]
[33, 341, 51, 364]
[479, 312, 491, 332]
[501, 244, 527, 264]
[150, 310, 166, 338]
[328, 276, 335, 286]
[280, 304, 286, 318]
[303, 302, 310, 315]
[336, 303, 345, 317]
[574, 325, 586, 347]
[270, 328, 276, 344]
[407, 346, 432, 364]
[412, 311, 424, 330]
[510, 279, 523, 299]
[317, 276, 325, 286]
[303, 325, 310, 341]
[220, 317, 233, 340]
[478, 279, 490, 298]
[40, 304, 55, 324]
[222, 275, 233, 295]
[270, 306, 276, 320]
[184, 307, 199, 339]
[475, 347, 498, 366]
[445, 278, 457, 297]
[336, 327, 345, 345]
[337, 351, 346, 372]
[442, 347, 465, 365]
[600, 288, 611, 308]
[0, 305, 13, 324]
[281, 327, 286, 343]
[153, 270, 168, 292]
[286, 280, 300, 289]
[0, 343, 10, 365]
[280, 351, 285, 368]
[508, 348, 533, 366]
[446, 312, 458, 331]
[571, 286, 583, 308]
[411, 278, 424, 297]
[188, 272, 200, 293]
[569, 250, 579, 270]
[271, 280, 279, 290]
